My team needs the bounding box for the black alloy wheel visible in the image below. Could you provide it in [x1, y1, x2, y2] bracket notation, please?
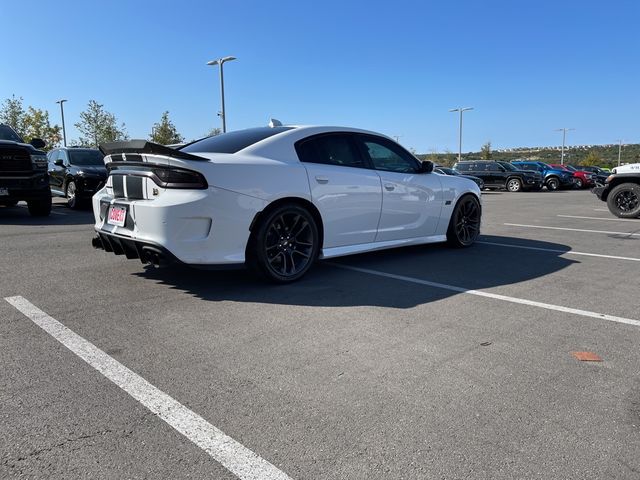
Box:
[546, 177, 559, 191]
[447, 194, 481, 247]
[250, 204, 319, 282]
[607, 183, 640, 218]
[575, 178, 583, 188]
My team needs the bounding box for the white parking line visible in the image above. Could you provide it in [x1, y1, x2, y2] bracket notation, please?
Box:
[557, 214, 639, 222]
[477, 240, 640, 262]
[594, 208, 609, 212]
[330, 264, 640, 328]
[4, 296, 292, 480]
[504, 223, 640, 237]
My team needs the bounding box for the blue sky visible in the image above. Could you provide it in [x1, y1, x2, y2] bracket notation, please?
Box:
[1, 0, 638, 152]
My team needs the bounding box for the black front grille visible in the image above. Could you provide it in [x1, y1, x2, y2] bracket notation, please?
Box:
[0, 148, 31, 172]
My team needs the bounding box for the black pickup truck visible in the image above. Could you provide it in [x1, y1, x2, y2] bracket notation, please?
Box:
[0, 124, 51, 216]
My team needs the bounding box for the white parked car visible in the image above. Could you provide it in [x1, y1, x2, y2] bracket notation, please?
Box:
[92, 125, 482, 282]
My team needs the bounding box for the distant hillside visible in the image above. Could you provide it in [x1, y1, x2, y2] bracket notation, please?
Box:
[418, 143, 640, 168]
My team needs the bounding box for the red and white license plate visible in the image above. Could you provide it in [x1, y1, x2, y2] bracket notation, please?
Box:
[107, 206, 127, 227]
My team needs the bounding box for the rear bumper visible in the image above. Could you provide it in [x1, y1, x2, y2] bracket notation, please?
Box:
[92, 186, 267, 266]
[92, 231, 180, 266]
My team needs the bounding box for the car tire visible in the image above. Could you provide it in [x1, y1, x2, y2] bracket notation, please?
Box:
[249, 204, 320, 283]
[27, 195, 52, 217]
[66, 180, 80, 209]
[447, 194, 481, 248]
[574, 178, 583, 189]
[606, 183, 640, 218]
[506, 178, 522, 192]
[546, 177, 559, 191]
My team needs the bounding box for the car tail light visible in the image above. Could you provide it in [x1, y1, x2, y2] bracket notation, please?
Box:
[151, 167, 208, 189]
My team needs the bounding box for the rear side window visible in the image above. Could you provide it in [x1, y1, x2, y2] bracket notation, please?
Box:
[296, 134, 366, 168]
[455, 163, 471, 172]
[181, 127, 293, 154]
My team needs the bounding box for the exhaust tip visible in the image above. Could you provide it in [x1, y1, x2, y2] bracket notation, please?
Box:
[92, 236, 104, 250]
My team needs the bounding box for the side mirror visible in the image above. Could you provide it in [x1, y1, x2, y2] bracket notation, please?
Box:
[420, 160, 434, 173]
[30, 138, 46, 149]
[54, 159, 64, 166]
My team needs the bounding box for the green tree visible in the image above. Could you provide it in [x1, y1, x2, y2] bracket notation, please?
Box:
[0, 96, 61, 150]
[22, 107, 61, 150]
[0, 95, 26, 133]
[150, 111, 183, 145]
[581, 151, 603, 166]
[75, 100, 128, 147]
[207, 127, 222, 137]
[480, 141, 492, 160]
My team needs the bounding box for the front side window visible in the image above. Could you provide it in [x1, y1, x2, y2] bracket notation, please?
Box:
[296, 134, 365, 168]
[359, 136, 419, 173]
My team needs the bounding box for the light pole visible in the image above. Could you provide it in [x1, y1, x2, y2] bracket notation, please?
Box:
[206, 56, 236, 133]
[554, 128, 574, 165]
[616, 139, 624, 166]
[56, 99, 68, 146]
[449, 107, 473, 162]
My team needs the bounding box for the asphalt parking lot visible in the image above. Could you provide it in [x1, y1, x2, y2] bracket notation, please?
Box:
[1, 190, 639, 479]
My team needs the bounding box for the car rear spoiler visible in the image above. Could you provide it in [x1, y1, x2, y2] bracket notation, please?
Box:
[99, 140, 206, 161]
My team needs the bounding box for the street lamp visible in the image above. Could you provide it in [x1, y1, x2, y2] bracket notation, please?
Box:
[554, 128, 575, 165]
[206, 56, 236, 133]
[449, 107, 473, 162]
[56, 99, 68, 146]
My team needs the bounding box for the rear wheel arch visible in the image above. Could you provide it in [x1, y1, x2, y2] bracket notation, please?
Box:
[249, 197, 324, 251]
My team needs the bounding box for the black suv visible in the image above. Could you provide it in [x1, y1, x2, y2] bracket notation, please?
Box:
[0, 124, 51, 216]
[453, 160, 543, 192]
[48, 147, 107, 208]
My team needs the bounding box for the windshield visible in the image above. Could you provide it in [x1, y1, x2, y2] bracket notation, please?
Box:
[565, 165, 577, 172]
[500, 162, 519, 171]
[68, 149, 105, 166]
[0, 125, 24, 143]
[439, 167, 459, 175]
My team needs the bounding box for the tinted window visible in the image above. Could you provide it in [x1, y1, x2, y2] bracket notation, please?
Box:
[47, 150, 59, 163]
[0, 125, 23, 142]
[181, 127, 293, 154]
[360, 137, 419, 173]
[296, 134, 365, 168]
[68, 149, 105, 166]
[487, 163, 503, 172]
[455, 163, 470, 172]
[498, 162, 518, 171]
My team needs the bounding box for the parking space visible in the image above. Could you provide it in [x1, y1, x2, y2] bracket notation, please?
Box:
[1, 190, 639, 479]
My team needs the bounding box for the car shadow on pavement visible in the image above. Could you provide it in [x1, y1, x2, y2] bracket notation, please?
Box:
[135, 235, 578, 309]
[0, 203, 94, 226]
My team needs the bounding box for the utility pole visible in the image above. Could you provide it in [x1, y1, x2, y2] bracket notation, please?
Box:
[56, 99, 68, 146]
[449, 107, 474, 162]
[616, 139, 623, 166]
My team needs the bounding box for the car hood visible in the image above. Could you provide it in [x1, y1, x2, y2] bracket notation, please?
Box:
[0, 140, 44, 154]
[75, 165, 108, 175]
[612, 163, 640, 174]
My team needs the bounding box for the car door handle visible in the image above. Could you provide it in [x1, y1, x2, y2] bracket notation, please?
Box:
[384, 183, 395, 191]
[315, 176, 329, 184]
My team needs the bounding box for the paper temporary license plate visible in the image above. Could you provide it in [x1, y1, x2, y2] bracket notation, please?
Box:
[0, 188, 8, 196]
[107, 205, 127, 227]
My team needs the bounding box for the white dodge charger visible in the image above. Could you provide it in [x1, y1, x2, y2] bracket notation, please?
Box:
[92, 124, 481, 282]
